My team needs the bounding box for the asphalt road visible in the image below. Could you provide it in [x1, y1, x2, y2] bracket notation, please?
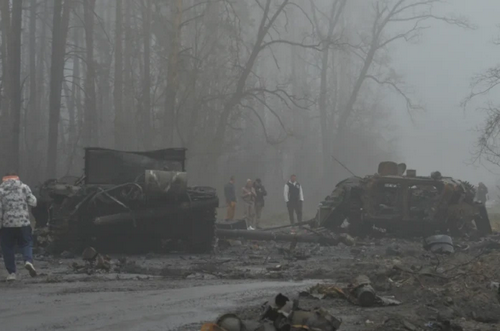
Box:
[0, 278, 316, 331]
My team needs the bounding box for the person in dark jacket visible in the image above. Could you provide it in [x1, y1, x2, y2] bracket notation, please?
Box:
[477, 182, 488, 203]
[253, 178, 267, 229]
[0, 173, 38, 281]
[284, 174, 304, 227]
[224, 176, 237, 221]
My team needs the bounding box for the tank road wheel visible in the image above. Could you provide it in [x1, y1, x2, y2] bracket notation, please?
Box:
[186, 207, 216, 253]
[45, 218, 83, 254]
[188, 218, 215, 253]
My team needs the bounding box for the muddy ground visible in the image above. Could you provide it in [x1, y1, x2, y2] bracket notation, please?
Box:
[1, 228, 500, 331]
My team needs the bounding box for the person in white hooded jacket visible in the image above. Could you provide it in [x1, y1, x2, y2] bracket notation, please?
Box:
[0, 173, 38, 281]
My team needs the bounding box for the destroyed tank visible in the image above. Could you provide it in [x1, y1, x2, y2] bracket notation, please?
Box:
[32, 148, 218, 253]
[316, 162, 492, 237]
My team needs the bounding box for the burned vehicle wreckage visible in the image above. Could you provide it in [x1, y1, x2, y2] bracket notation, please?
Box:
[316, 162, 492, 237]
[32, 148, 218, 253]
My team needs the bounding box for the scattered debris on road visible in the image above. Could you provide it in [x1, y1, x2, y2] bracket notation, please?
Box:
[424, 235, 454, 254]
[300, 275, 401, 308]
[215, 228, 355, 247]
[71, 246, 111, 274]
[202, 293, 342, 331]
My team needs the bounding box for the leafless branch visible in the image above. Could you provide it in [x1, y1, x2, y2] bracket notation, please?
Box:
[239, 103, 288, 145]
[462, 66, 500, 109]
[366, 75, 421, 123]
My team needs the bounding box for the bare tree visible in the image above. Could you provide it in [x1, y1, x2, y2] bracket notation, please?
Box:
[47, 0, 73, 177]
[114, 0, 124, 149]
[0, 0, 11, 121]
[311, 0, 347, 177]
[122, 0, 136, 149]
[463, 47, 500, 166]
[164, 0, 182, 145]
[0, 0, 22, 172]
[27, 0, 38, 171]
[211, 0, 319, 158]
[336, 0, 470, 140]
[141, 0, 152, 149]
[83, 0, 97, 147]
[7, 0, 22, 172]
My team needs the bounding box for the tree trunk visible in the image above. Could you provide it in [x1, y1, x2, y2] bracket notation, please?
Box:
[211, 0, 288, 156]
[83, 0, 97, 147]
[0, 0, 11, 173]
[35, 0, 49, 177]
[164, 0, 182, 146]
[46, 0, 72, 178]
[64, 25, 82, 175]
[336, 44, 377, 140]
[9, 0, 23, 172]
[113, 0, 124, 149]
[123, 0, 135, 149]
[312, 0, 346, 179]
[70, 25, 80, 150]
[319, 46, 330, 177]
[71, 24, 82, 135]
[0, 0, 11, 112]
[141, 0, 152, 149]
[28, 0, 38, 173]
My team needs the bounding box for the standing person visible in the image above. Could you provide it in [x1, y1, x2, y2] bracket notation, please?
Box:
[253, 178, 267, 229]
[477, 182, 488, 203]
[224, 176, 237, 221]
[0, 173, 38, 281]
[242, 179, 256, 230]
[284, 174, 304, 229]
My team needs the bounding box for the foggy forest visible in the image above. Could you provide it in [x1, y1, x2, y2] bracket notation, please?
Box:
[1, 0, 500, 213]
[5, 2, 500, 329]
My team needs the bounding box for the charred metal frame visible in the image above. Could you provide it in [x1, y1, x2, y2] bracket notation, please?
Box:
[84, 147, 187, 185]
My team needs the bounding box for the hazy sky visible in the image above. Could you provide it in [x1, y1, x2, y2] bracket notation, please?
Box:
[388, 0, 500, 185]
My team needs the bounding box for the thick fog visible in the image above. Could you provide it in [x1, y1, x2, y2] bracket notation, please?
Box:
[2, 0, 500, 215]
[389, 0, 500, 186]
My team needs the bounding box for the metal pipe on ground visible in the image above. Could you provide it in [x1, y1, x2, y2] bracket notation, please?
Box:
[215, 229, 347, 246]
[94, 199, 218, 226]
[261, 219, 317, 231]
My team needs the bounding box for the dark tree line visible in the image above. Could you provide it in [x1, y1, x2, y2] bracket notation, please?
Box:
[0, 0, 466, 210]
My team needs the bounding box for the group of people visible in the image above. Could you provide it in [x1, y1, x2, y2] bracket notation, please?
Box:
[224, 177, 267, 230]
[0, 173, 38, 281]
[224, 174, 304, 230]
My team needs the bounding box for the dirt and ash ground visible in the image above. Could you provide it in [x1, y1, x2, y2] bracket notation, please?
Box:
[1, 218, 500, 331]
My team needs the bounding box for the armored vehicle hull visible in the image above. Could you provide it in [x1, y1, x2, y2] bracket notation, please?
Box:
[317, 162, 492, 237]
[33, 148, 218, 253]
